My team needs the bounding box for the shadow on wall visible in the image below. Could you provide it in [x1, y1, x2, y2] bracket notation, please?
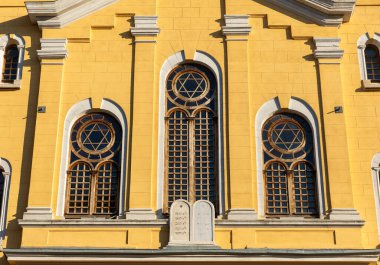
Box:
[0, 15, 42, 248]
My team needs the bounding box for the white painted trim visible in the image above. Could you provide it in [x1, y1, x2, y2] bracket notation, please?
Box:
[0, 34, 25, 88]
[371, 153, 380, 240]
[313, 38, 344, 59]
[37, 38, 68, 60]
[157, 50, 225, 217]
[56, 98, 128, 218]
[131, 16, 160, 37]
[255, 97, 325, 218]
[357, 33, 380, 84]
[0, 158, 11, 244]
[222, 15, 252, 36]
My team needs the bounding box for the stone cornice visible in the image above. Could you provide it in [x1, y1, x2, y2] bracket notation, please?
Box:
[37, 39, 68, 60]
[313, 37, 344, 59]
[131, 16, 160, 37]
[265, 0, 356, 26]
[25, 0, 118, 29]
[222, 15, 252, 36]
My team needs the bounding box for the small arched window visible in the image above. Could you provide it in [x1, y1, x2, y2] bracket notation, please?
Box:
[65, 112, 122, 218]
[2, 45, 19, 83]
[164, 63, 218, 213]
[262, 112, 318, 216]
[365, 44, 380, 83]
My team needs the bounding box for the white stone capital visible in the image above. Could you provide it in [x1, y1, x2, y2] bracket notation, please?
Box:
[222, 15, 252, 36]
[313, 37, 344, 59]
[37, 38, 68, 60]
[131, 16, 160, 37]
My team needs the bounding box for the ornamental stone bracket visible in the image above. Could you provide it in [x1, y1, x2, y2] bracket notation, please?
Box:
[131, 16, 160, 37]
[37, 39, 68, 64]
[313, 37, 344, 60]
[222, 15, 252, 37]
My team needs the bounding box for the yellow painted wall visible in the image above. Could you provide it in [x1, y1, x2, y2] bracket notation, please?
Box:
[0, 0, 380, 261]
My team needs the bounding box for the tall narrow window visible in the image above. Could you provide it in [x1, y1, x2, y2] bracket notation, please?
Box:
[262, 113, 318, 216]
[65, 113, 122, 218]
[164, 63, 217, 213]
[365, 44, 380, 83]
[2, 45, 19, 83]
[0, 168, 4, 212]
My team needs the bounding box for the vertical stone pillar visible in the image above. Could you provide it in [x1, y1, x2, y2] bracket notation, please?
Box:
[126, 16, 160, 220]
[23, 39, 68, 220]
[313, 38, 361, 221]
[222, 15, 257, 220]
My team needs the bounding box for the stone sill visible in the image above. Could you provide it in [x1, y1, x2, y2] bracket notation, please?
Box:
[0, 81, 21, 90]
[361, 80, 380, 90]
[18, 218, 364, 228]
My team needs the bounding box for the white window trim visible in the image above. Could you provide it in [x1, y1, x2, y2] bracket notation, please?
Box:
[0, 34, 25, 89]
[357, 32, 380, 89]
[0, 158, 11, 244]
[255, 97, 325, 218]
[157, 50, 225, 217]
[56, 98, 128, 218]
[371, 153, 380, 240]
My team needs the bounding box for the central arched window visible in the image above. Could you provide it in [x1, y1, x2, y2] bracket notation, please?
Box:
[365, 44, 380, 83]
[65, 112, 122, 218]
[164, 63, 218, 213]
[262, 112, 318, 217]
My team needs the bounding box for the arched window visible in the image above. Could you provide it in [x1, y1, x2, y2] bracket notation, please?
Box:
[262, 112, 318, 216]
[164, 63, 217, 213]
[2, 45, 19, 83]
[365, 44, 380, 83]
[65, 112, 122, 218]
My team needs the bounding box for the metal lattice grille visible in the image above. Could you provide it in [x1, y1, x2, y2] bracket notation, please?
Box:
[194, 110, 216, 204]
[2, 45, 18, 82]
[167, 111, 189, 209]
[365, 45, 380, 82]
[66, 162, 92, 215]
[293, 162, 317, 215]
[95, 162, 119, 215]
[265, 162, 288, 215]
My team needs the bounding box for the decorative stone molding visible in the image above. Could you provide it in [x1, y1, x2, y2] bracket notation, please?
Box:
[37, 39, 68, 61]
[357, 33, 380, 89]
[265, 0, 355, 26]
[125, 209, 157, 220]
[131, 16, 160, 37]
[0, 34, 25, 89]
[371, 153, 380, 240]
[222, 15, 252, 36]
[328, 208, 363, 221]
[313, 38, 344, 59]
[22, 207, 53, 221]
[0, 158, 11, 245]
[227, 209, 258, 221]
[25, 0, 118, 29]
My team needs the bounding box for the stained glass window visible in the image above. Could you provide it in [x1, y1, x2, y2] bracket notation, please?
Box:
[365, 44, 380, 82]
[165, 63, 217, 213]
[262, 113, 318, 216]
[65, 113, 121, 218]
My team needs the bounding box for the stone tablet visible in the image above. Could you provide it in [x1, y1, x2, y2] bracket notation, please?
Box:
[169, 200, 191, 243]
[193, 200, 214, 243]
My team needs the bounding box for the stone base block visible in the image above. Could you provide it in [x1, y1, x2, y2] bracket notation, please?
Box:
[227, 208, 258, 221]
[22, 207, 53, 220]
[125, 208, 156, 220]
[328, 208, 362, 221]
[165, 243, 220, 250]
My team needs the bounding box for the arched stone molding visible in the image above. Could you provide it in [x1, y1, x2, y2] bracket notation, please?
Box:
[357, 33, 380, 88]
[255, 97, 325, 218]
[0, 34, 25, 89]
[56, 98, 128, 218]
[371, 153, 380, 240]
[157, 50, 225, 217]
[0, 158, 11, 243]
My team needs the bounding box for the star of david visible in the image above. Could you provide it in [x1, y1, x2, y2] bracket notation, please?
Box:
[271, 122, 304, 151]
[176, 72, 207, 99]
[81, 123, 112, 152]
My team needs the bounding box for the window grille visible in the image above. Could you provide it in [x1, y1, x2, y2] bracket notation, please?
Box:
[365, 44, 380, 82]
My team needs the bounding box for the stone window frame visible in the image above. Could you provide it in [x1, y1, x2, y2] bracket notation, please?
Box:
[157, 51, 225, 217]
[56, 98, 128, 218]
[0, 34, 25, 89]
[371, 153, 380, 240]
[0, 158, 11, 244]
[255, 97, 325, 219]
[357, 33, 380, 89]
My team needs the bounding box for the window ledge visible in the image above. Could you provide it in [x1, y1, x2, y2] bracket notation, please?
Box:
[18, 217, 364, 228]
[0, 80, 21, 90]
[361, 79, 380, 90]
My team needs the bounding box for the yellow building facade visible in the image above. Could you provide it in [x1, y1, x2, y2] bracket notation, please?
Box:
[0, 0, 380, 264]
